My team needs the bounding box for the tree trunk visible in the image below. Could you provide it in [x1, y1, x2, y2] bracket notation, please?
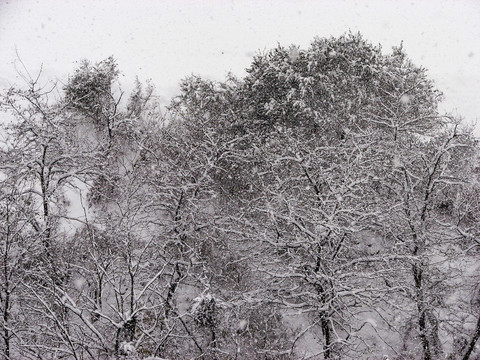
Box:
[315, 247, 333, 359]
[2, 215, 11, 360]
[1, 289, 10, 360]
[320, 310, 331, 359]
[462, 314, 480, 360]
[413, 263, 432, 360]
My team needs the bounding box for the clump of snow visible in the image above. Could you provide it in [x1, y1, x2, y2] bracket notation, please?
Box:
[192, 293, 214, 308]
[237, 319, 248, 333]
[119, 341, 138, 358]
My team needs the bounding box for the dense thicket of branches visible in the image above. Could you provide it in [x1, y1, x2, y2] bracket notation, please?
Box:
[1, 33, 479, 360]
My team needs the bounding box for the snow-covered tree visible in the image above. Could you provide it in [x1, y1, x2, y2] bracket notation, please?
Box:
[1, 33, 479, 360]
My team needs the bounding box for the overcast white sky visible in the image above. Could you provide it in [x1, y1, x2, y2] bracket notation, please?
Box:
[1, 0, 479, 134]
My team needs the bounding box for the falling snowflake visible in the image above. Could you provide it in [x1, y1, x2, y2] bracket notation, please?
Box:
[288, 46, 299, 62]
[400, 94, 411, 105]
[73, 277, 86, 290]
[393, 154, 403, 168]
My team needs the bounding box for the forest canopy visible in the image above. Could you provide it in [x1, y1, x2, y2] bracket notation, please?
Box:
[1, 33, 479, 360]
